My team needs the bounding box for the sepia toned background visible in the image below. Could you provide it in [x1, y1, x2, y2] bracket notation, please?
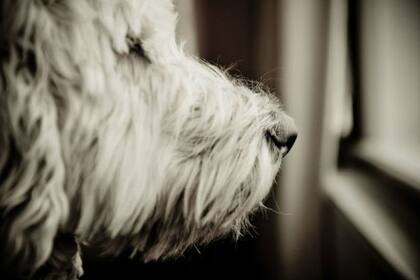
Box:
[83, 0, 420, 279]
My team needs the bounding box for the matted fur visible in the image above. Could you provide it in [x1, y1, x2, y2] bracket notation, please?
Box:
[0, 0, 296, 278]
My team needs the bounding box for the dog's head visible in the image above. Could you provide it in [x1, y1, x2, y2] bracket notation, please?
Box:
[0, 0, 296, 274]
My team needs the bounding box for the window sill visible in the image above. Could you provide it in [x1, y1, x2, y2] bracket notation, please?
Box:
[322, 169, 420, 280]
[353, 140, 420, 192]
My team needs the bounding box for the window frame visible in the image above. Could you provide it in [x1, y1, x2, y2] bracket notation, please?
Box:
[321, 1, 420, 279]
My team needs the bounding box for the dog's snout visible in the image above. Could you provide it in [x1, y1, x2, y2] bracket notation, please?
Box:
[266, 115, 297, 157]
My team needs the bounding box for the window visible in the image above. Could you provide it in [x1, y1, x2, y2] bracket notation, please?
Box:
[323, 0, 420, 279]
[278, 0, 420, 279]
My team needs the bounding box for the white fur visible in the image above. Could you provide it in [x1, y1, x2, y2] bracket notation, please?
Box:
[0, 0, 294, 278]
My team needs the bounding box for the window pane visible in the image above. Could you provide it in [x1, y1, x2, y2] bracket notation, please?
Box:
[358, 0, 420, 182]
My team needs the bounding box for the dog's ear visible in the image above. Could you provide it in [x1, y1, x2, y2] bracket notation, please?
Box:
[0, 0, 69, 277]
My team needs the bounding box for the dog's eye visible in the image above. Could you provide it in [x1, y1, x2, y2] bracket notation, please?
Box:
[127, 36, 149, 61]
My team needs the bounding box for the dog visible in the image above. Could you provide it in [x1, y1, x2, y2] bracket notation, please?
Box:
[0, 0, 297, 278]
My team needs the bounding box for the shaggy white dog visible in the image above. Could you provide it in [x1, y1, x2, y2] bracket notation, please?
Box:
[0, 0, 297, 279]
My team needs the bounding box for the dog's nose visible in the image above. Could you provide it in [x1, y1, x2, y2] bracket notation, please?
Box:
[266, 115, 297, 157]
[283, 133, 297, 155]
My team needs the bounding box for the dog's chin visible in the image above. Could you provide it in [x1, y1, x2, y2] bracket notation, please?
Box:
[90, 209, 250, 262]
[132, 148, 280, 261]
[132, 209, 256, 263]
[79, 140, 281, 263]
[91, 187, 265, 263]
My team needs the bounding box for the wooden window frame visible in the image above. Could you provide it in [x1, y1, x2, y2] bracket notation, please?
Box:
[321, 1, 420, 279]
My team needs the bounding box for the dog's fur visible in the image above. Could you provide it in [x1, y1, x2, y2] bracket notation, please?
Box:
[0, 0, 296, 278]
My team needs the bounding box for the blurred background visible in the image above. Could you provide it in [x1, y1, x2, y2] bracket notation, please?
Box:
[83, 0, 420, 279]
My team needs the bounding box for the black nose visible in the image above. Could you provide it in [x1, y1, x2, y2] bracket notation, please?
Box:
[284, 133, 297, 154]
[267, 131, 297, 156]
[266, 115, 297, 157]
